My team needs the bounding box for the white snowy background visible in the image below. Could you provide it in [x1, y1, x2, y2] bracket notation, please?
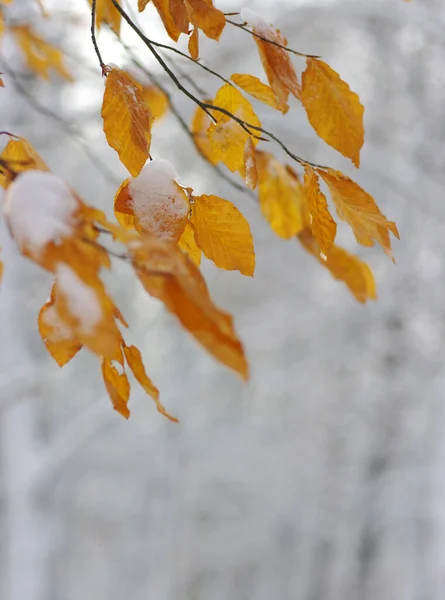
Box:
[1, 0, 445, 599]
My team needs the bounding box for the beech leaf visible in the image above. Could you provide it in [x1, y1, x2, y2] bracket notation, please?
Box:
[303, 165, 336, 255]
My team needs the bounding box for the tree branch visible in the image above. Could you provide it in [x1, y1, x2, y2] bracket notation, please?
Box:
[90, 0, 105, 72]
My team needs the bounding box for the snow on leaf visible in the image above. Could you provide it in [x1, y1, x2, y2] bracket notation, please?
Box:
[256, 151, 309, 239]
[208, 84, 261, 172]
[89, 0, 121, 35]
[302, 59, 364, 167]
[191, 194, 255, 276]
[0, 137, 48, 189]
[316, 168, 399, 259]
[102, 65, 153, 177]
[114, 158, 189, 242]
[12, 25, 72, 81]
[185, 0, 226, 40]
[241, 136, 258, 190]
[123, 344, 178, 422]
[231, 73, 288, 114]
[129, 234, 249, 379]
[177, 222, 202, 266]
[191, 103, 219, 165]
[188, 26, 199, 60]
[101, 359, 131, 419]
[303, 165, 336, 256]
[241, 8, 300, 109]
[299, 227, 376, 303]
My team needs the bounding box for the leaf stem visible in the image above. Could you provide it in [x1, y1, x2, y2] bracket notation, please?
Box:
[91, 0, 106, 73]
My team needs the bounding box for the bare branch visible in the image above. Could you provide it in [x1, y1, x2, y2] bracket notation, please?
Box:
[90, 0, 106, 72]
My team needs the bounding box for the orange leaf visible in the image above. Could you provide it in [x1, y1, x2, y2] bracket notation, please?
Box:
[177, 222, 202, 266]
[191, 194, 255, 276]
[191, 103, 219, 165]
[130, 235, 249, 378]
[89, 0, 121, 35]
[102, 359, 131, 418]
[299, 228, 376, 303]
[138, 0, 150, 11]
[188, 26, 199, 59]
[302, 59, 364, 167]
[241, 8, 300, 109]
[141, 85, 169, 121]
[231, 73, 288, 114]
[317, 168, 399, 259]
[208, 84, 261, 172]
[114, 159, 189, 242]
[102, 66, 152, 177]
[185, 0, 225, 40]
[303, 165, 336, 255]
[150, 0, 188, 41]
[12, 26, 72, 81]
[242, 136, 258, 190]
[0, 137, 48, 189]
[123, 344, 178, 422]
[256, 151, 309, 239]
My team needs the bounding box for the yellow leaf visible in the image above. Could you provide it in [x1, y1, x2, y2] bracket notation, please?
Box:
[177, 222, 202, 266]
[241, 136, 258, 190]
[102, 66, 152, 177]
[231, 73, 288, 114]
[299, 228, 376, 303]
[12, 26, 72, 81]
[188, 26, 199, 60]
[316, 168, 399, 259]
[114, 159, 189, 242]
[191, 194, 255, 276]
[191, 103, 219, 165]
[185, 0, 226, 40]
[303, 165, 336, 255]
[241, 9, 300, 109]
[123, 343, 178, 422]
[256, 151, 309, 239]
[208, 84, 261, 172]
[89, 0, 121, 35]
[302, 59, 364, 167]
[130, 234, 249, 378]
[150, 0, 188, 41]
[102, 359, 131, 418]
[38, 283, 82, 367]
[0, 137, 48, 189]
[140, 85, 169, 121]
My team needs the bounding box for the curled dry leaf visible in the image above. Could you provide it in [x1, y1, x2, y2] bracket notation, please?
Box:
[191, 103, 219, 165]
[303, 165, 336, 256]
[12, 25, 72, 81]
[302, 59, 364, 167]
[177, 222, 202, 266]
[256, 151, 309, 239]
[191, 194, 255, 276]
[114, 158, 189, 242]
[299, 227, 376, 303]
[102, 65, 153, 177]
[316, 168, 399, 259]
[89, 0, 121, 36]
[231, 73, 288, 114]
[208, 83, 261, 172]
[241, 8, 300, 110]
[129, 234, 249, 379]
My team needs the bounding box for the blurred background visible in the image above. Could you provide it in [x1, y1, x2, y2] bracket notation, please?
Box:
[1, 0, 445, 598]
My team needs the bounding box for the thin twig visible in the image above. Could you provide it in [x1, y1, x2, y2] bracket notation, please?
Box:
[91, 0, 105, 72]
[225, 18, 321, 59]
[161, 52, 207, 99]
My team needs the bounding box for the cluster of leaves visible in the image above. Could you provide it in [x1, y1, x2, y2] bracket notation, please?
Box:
[0, 0, 399, 420]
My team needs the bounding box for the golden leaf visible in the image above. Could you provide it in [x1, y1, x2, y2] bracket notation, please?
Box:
[150, 0, 188, 41]
[141, 85, 169, 121]
[299, 228, 376, 303]
[12, 26, 71, 81]
[177, 222, 202, 266]
[303, 165, 336, 255]
[188, 26, 199, 60]
[130, 234, 249, 378]
[38, 283, 82, 367]
[316, 168, 399, 259]
[191, 194, 255, 276]
[191, 103, 219, 165]
[185, 0, 226, 40]
[102, 66, 152, 177]
[0, 137, 48, 189]
[208, 84, 261, 172]
[256, 151, 309, 239]
[102, 359, 131, 418]
[89, 0, 121, 35]
[231, 73, 288, 113]
[242, 136, 258, 190]
[123, 344, 178, 422]
[302, 59, 364, 167]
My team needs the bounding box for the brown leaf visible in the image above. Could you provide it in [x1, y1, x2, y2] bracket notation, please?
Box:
[303, 165, 336, 255]
[302, 59, 364, 167]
